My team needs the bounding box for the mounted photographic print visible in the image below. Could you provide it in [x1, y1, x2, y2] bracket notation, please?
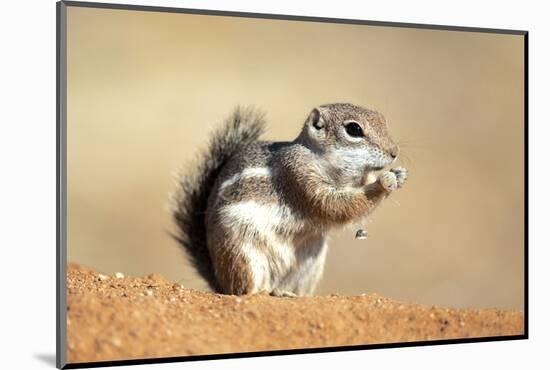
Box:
[56, 1, 527, 368]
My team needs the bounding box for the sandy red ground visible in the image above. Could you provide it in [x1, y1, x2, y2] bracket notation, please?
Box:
[66, 263, 524, 364]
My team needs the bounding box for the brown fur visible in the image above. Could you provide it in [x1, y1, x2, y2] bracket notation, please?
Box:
[173, 103, 405, 296]
[279, 144, 389, 225]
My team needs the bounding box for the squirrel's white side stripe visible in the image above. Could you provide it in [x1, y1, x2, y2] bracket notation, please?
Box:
[219, 200, 306, 239]
[220, 200, 285, 234]
[219, 167, 272, 195]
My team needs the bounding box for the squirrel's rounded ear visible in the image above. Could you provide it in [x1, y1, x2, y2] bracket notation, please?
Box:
[308, 108, 324, 129]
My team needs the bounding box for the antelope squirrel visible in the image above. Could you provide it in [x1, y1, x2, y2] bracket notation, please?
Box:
[171, 103, 408, 297]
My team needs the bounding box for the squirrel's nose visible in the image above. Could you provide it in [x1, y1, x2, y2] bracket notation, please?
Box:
[389, 146, 400, 159]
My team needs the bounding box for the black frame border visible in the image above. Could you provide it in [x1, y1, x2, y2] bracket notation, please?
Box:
[56, 1, 529, 369]
[57, 1, 67, 368]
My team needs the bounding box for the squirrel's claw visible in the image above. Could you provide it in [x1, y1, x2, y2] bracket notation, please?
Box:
[270, 289, 298, 298]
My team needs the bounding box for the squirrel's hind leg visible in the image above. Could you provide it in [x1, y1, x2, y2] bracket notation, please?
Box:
[209, 240, 272, 295]
[209, 244, 255, 295]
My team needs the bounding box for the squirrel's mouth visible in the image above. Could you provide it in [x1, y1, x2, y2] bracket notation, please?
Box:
[368, 165, 385, 171]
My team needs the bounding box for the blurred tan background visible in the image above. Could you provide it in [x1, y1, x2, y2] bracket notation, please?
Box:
[66, 7, 524, 309]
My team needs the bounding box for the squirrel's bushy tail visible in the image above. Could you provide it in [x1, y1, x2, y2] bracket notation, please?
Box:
[170, 107, 266, 291]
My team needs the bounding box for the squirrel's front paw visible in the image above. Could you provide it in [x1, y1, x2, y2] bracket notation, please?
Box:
[390, 167, 408, 188]
[379, 167, 408, 192]
[379, 171, 398, 192]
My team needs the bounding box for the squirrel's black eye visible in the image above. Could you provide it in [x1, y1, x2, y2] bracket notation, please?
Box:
[344, 122, 364, 138]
